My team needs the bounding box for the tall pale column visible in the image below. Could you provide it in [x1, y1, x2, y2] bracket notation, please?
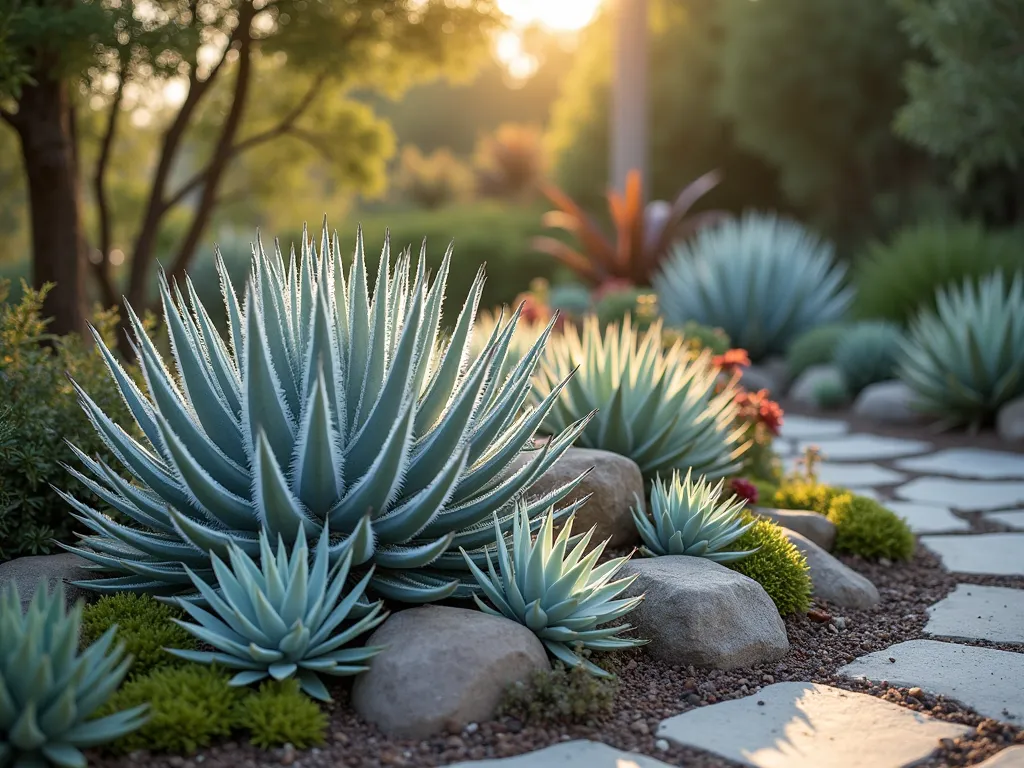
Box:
[611, 0, 648, 195]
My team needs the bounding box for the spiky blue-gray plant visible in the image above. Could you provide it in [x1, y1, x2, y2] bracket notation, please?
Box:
[0, 582, 148, 768]
[833, 321, 904, 395]
[897, 271, 1024, 429]
[654, 212, 854, 361]
[533, 315, 748, 481]
[58, 224, 591, 603]
[632, 469, 758, 562]
[461, 500, 646, 678]
[169, 525, 386, 702]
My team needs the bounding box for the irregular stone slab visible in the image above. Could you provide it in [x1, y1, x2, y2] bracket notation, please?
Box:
[351, 606, 549, 738]
[658, 681, 968, 768]
[986, 510, 1024, 530]
[922, 533, 1024, 576]
[620, 556, 788, 669]
[0, 554, 93, 612]
[778, 415, 849, 441]
[895, 448, 1024, 480]
[509, 447, 643, 548]
[925, 584, 1024, 644]
[885, 501, 971, 534]
[997, 395, 1024, 443]
[789, 364, 847, 407]
[784, 460, 906, 489]
[976, 746, 1024, 768]
[841, 639, 1024, 722]
[448, 741, 674, 768]
[754, 508, 836, 550]
[896, 478, 1024, 511]
[783, 530, 879, 608]
[853, 380, 928, 425]
[796, 434, 931, 462]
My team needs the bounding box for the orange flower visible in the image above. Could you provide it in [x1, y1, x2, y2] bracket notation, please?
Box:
[713, 348, 751, 372]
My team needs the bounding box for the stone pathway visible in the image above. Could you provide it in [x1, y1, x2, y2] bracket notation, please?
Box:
[456, 413, 1024, 767]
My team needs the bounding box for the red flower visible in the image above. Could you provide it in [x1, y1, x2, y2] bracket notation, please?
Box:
[733, 387, 784, 436]
[592, 277, 635, 302]
[730, 478, 758, 505]
[758, 397, 784, 436]
[713, 348, 751, 371]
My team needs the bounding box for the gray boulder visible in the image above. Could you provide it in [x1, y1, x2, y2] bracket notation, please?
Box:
[853, 380, 928, 425]
[754, 507, 836, 551]
[783, 530, 879, 608]
[789, 364, 846, 407]
[0, 553, 93, 612]
[510, 447, 643, 548]
[997, 395, 1024, 443]
[351, 606, 549, 738]
[741, 357, 790, 397]
[620, 556, 789, 669]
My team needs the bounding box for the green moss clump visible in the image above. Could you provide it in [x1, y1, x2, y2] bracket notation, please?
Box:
[237, 680, 327, 750]
[827, 493, 915, 561]
[726, 515, 812, 616]
[81, 592, 195, 677]
[99, 665, 245, 754]
[498, 661, 618, 724]
[771, 480, 851, 515]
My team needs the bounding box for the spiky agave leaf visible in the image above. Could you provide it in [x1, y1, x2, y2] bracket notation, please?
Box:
[461, 502, 647, 678]
[654, 212, 854, 361]
[533, 315, 748, 480]
[0, 582, 148, 767]
[632, 469, 758, 562]
[61, 224, 592, 603]
[168, 525, 386, 702]
[897, 272, 1024, 430]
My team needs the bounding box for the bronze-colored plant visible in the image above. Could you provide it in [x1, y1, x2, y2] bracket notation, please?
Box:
[532, 169, 726, 286]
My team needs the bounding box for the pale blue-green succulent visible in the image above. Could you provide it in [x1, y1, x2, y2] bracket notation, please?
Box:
[654, 212, 854, 361]
[898, 271, 1024, 429]
[462, 501, 646, 678]
[632, 469, 758, 562]
[833, 321, 904, 395]
[59, 224, 590, 603]
[169, 525, 386, 702]
[0, 582, 148, 768]
[533, 315, 748, 481]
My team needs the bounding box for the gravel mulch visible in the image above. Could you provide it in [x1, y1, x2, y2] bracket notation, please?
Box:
[91, 545, 1024, 768]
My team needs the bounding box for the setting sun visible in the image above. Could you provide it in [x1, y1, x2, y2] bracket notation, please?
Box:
[498, 0, 604, 32]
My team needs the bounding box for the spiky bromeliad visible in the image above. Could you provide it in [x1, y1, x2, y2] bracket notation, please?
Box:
[59, 225, 591, 603]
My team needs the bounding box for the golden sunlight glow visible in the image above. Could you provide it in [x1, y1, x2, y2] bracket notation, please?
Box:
[497, 0, 603, 32]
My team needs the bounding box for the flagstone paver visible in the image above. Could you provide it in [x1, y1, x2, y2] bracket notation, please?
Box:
[896, 478, 1024, 511]
[885, 501, 971, 534]
[895, 448, 1024, 480]
[778, 415, 849, 441]
[796, 434, 932, 462]
[447, 741, 673, 767]
[783, 460, 906, 489]
[657, 682, 969, 768]
[925, 584, 1024, 644]
[985, 510, 1024, 530]
[921, 533, 1024, 576]
[976, 747, 1024, 767]
[840, 640, 1024, 721]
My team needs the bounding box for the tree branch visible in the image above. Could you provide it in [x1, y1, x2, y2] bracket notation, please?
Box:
[289, 127, 334, 164]
[161, 71, 329, 212]
[91, 80, 124, 310]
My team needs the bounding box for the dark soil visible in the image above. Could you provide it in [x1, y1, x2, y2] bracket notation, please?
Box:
[91, 546, 1024, 768]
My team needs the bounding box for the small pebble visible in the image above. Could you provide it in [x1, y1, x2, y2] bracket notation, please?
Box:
[909, 687, 924, 698]
[464, 723, 479, 734]
[630, 720, 650, 735]
[280, 744, 296, 766]
[655, 739, 670, 751]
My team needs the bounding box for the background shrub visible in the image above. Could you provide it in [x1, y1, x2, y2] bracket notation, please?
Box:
[0, 281, 137, 560]
[771, 480, 851, 515]
[393, 145, 475, 210]
[726, 514, 812, 616]
[827, 494, 916, 561]
[853, 221, 1023, 326]
[236, 680, 328, 750]
[812, 374, 851, 410]
[81, 593, 196, 678]
[833, 321, 905, 394]
[786, 323, 850, 379]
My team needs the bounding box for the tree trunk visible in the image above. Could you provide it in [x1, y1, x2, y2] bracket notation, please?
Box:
[11, 76, 87, 337]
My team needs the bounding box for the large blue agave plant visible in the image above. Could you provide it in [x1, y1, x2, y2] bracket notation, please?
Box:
[58, 225, 591, 603]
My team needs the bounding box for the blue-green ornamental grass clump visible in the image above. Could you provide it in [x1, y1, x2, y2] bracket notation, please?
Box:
[631, 469, 758, 562]
[58, 224, 592, 604]
[0, 582, 148, 768]
[534, 315, 748, 481]
[169, 526, 387, 702]
[462, 501, 646, 678]
[654, 212, 854, 361]
[898, 271, 1024, 429]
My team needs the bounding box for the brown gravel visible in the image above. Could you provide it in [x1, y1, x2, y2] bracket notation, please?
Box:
[90, 543, 1024, 768]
